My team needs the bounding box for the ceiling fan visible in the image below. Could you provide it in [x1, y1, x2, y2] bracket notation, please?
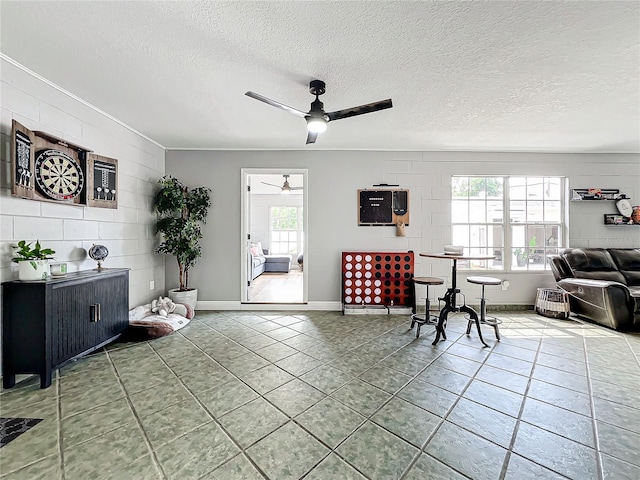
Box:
[245, 80, 393, 144]
[261, 175, 303, 194]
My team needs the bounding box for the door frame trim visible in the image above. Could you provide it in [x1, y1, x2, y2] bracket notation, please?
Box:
[241, 168, 308, 303]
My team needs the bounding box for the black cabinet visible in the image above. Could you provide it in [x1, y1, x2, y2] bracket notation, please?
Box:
[2, 268, 129, 388]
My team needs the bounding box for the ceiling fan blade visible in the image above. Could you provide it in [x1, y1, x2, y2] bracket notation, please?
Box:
[306, 131, 318, 144]
[327, 99, 393, 122]
[261, 182, 283, 188]
[290, 186, 304, 190]
[245, 91, 307, 118]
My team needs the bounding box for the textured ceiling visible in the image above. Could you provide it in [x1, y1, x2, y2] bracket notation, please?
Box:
[1, 1, 639, 152]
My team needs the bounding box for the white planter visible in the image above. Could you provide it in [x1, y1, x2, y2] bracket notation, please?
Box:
[168, 288, 198, 310]
[18, 260, 49, 281]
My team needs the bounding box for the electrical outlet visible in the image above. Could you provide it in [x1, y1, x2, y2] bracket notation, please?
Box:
[149, 280, 155, 290]
[502, 280, 510, 291]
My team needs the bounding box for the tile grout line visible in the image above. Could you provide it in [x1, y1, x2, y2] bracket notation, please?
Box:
[104, 347, 169, 480]
[295, 316, 508, 478]
[296, 316, 547, 479]
[497, 321, 545, 480]
[290, 317, 494, 479]
[498, 318, 605, 479]
[622, 331, 640, 369]
[582, 332, 605, 480]
[287, 320, 446, 479]
[184, 313, 441, 479]
[210, 313, 412, 480]
[290, 325, 448, 480]
[398, 322, 499, 480]
[56, 371, 65, 480]
[161, 324, 274, 480]
[153, 324, 284, 472]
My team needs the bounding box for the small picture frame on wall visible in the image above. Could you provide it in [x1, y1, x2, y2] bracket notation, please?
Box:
[87, 154, 118, 209]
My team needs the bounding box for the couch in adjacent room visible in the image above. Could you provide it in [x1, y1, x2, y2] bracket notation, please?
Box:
[550, 248, 640, 331]
[248, 243, 292, 282]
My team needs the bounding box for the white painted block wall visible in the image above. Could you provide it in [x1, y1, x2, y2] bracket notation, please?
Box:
[0, 58, 166, 308]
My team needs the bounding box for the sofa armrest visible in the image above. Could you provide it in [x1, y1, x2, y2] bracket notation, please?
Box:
[558, 278, 636, 330]
[549, 255, 574, 282]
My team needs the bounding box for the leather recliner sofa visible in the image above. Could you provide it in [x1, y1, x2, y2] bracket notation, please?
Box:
[549, 248, 640, 331]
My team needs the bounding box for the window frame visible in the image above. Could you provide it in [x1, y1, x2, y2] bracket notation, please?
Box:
[451, 176, 567, 272]
[268, 205, 304, 255]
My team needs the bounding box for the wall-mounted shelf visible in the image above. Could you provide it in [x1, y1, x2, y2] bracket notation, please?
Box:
[571, 188, 627, 201]
[604, 214, 639, 226]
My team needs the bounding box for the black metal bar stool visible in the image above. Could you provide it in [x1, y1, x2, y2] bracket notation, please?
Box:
[465, 276, 502, 340]
[410, 276, 444, 338]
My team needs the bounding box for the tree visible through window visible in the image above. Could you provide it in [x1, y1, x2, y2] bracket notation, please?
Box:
[270, 206, 303, 255]
[452, 176, 565, 271]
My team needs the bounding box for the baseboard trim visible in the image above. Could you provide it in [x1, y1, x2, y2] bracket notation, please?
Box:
[196, 301, 535, 312]
[196, 301, 342, 311]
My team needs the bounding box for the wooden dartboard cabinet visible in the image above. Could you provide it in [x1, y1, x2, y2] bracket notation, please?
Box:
[10, 120, 118, 209]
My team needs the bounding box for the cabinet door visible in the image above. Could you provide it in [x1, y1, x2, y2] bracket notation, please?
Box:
[93, 273, 129, 340]
[49, 273, 129, 365]
[50, 281, 96, 365]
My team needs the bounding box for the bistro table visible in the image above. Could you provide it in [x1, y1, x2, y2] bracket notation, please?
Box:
[420, 252, 496, 347]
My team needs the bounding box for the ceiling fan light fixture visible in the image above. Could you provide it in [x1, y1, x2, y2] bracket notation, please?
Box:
[246, 80, 392, 144]
[306, 117, 327, 133]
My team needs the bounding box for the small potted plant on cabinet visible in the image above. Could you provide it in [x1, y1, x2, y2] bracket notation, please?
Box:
[154, 175, 211, 309]
[12, 240, 56, 280]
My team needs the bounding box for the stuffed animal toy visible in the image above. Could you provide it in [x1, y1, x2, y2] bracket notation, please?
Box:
[151, 296, 176, 318]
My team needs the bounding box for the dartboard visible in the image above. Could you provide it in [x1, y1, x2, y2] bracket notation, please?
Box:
[34, 149, 84, 200]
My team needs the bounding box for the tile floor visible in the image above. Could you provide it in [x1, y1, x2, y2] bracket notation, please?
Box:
[0, 310, 639, 480]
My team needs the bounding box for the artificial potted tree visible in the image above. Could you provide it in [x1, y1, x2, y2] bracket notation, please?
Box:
[154, 175, 211, 309]
[12, 240, 56, 280]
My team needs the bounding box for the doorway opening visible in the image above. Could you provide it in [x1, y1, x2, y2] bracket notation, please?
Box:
[241, 169, 308, 304]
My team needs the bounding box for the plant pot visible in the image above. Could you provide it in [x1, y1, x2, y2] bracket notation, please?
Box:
[18, 260, 49, 281]
[516, 257, 527, 267]
[168, 288, 198, 310]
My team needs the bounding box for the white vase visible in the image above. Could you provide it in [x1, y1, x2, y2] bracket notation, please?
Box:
[168, 288, 198, 310]
[18, 260, 49, 281]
